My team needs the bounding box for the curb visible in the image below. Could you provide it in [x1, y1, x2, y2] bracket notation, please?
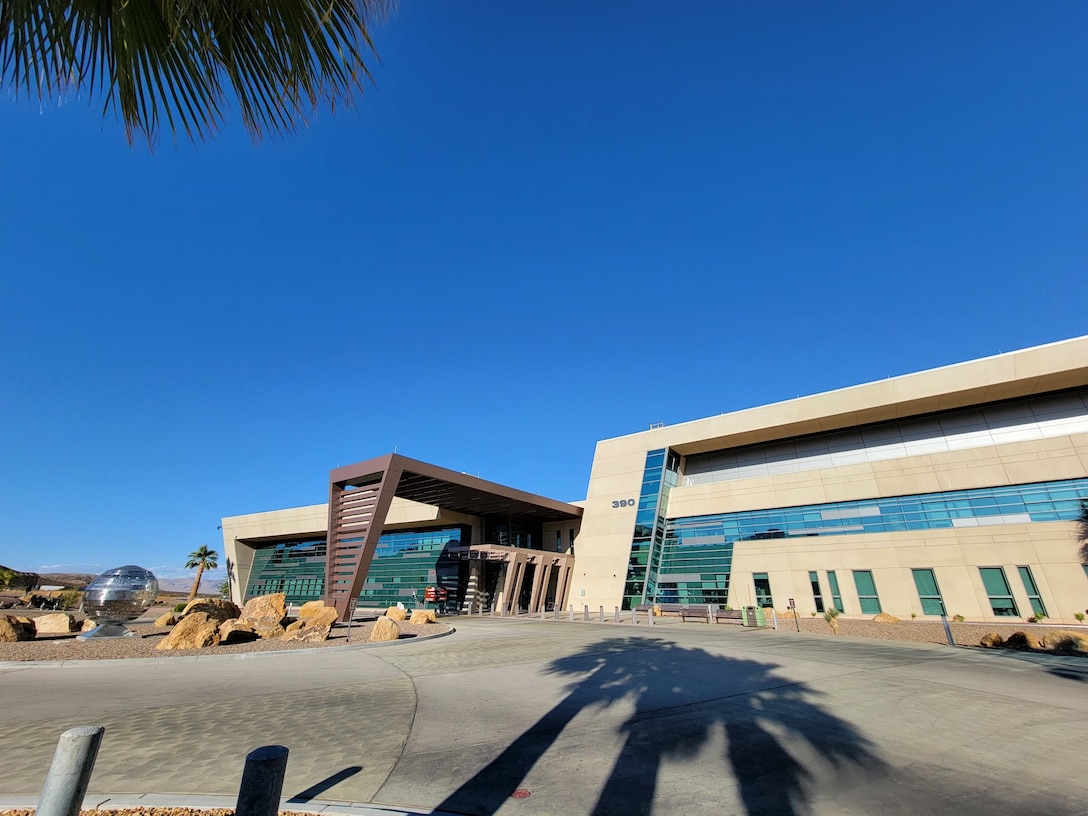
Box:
[0, 793, 467, 816]
[0, 626, 456, 670]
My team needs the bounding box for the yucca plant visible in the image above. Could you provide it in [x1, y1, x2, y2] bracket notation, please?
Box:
[0, 0, 389, 145]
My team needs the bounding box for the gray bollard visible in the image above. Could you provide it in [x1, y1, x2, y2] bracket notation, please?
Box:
[38, 725, 105, 816]
[632, 608, 638, 625]
[940, 614, 956, 646]
[771, 609, 779, 630]
[236, 745, 289, 816]
[568, 605, 574, 621]
[599, 605, 604, 622]
[583, 604, 590, 622]
[615, 606, 620, 623]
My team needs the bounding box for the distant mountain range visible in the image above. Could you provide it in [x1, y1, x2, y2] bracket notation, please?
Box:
[1, 565, 220, 596]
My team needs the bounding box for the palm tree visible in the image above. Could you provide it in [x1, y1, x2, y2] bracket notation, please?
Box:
[0, 0, 390, 145]
[185, 546, 219, 603]
[1078, 501, 1088, 566]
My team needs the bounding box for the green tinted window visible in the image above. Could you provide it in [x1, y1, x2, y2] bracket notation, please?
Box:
[1017, 566, 1046, 617]
[753, 572, 774, 608]
[826, 570, 844, 612]
[911, 568, 945, 616]
[979, 567, 1019, 616]
[853, 570, 882, 614]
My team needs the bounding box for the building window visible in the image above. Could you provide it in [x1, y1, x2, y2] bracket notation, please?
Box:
[556, 530, 562, 552]
[753, 573, 774, 608]
[979, 567, 1019, 617]
[569, 528, 576, 552]
[809, 571, 824, 613]
[826, 571, 844, 612]
[1017, 566, 1046, 617]
[911, 568, 946, 616]
[852, 570, 882, 614]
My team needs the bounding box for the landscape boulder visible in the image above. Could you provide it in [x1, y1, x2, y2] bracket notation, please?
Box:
[1042, 630, 1088, 653]
[219, 619, 259, 645]
[242, 593, 287, 626]
[872, 613, 900, 623]
[979, 632, 1004, 648]
[181, 598, 241, 623]
[0, 615, 35, 642]
[80, 618, 97, 632]
[370, 615, 401, 642]
[35, 613, 77, 634]
[154, 612, 177, 627]
[156, 612, 221, 650]
[409, 609, 436, 625]
[1004, 631, 1042, 651]
[385, 606, 407, 622]
[299, 601, 335, 619]
[284, 606, 339, 643]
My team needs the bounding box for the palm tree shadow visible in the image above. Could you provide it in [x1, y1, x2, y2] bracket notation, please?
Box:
[434, 636, 884, 816]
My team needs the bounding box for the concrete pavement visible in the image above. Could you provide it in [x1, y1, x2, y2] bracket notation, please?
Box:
[1, 617, 1087, 815]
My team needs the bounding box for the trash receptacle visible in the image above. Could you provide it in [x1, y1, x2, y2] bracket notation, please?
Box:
[743, 606, 767, 627]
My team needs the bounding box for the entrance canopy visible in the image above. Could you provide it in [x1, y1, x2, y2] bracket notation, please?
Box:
[324, 453, 582, 619]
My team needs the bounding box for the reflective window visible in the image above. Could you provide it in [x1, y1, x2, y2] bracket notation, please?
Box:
[753, 572, 774, 608]
[1017, 566, 1046, 617]
[911, 568, 946, 616]
[809, 570, 825, 613]
[826, 571, 844, 612]
[979, 567, 1019, 616]
[853, 570, 882, 614]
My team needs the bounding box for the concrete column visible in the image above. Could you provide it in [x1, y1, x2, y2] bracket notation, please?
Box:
[499, 556, 520, 616]
[510, 554, 531, 615]
[462, 560, 482, 613]
[554, 565, 573, 611]
[528, 562, 549, 613]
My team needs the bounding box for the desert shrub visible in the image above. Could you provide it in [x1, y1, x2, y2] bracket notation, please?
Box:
[173, 602, 187, 613]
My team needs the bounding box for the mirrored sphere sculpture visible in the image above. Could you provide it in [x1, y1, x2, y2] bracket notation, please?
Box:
[78, 565, 159, 639]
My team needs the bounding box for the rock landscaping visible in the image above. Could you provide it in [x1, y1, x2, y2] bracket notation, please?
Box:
[0, 594, 449, 661]
[981, 628, 1088, 654]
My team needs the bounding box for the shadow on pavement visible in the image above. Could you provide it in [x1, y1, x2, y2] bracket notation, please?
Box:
[287, 765, 362, 802]
[434, 636, 884, 815]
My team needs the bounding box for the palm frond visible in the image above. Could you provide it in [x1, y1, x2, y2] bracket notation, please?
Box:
[0, 0, 390, 144]
[1077, 501, 1088, 566]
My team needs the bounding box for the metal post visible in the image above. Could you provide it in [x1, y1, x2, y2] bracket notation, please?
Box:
[568, 605, 574, 621]
[940, 614, 955, 647]
[632, 608, 638, 625]
[236, 745, 289, 816]
[599, 605, 604, 622]
[771, 609, 779, 630]
[37, 726, 105, 816]
[707, 604, 713, 625]
[648, 608, 655, 626]
[583, 605, 589, 622]
[615, 606, 620, 623]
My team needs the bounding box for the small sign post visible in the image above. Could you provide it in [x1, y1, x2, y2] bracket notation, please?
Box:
[788, 598, 799, 632]
[347, 598, 357, 637]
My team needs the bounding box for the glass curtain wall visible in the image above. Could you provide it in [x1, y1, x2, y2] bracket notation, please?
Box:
[622, 448, 680, 609]
[244, 525, 470, 607]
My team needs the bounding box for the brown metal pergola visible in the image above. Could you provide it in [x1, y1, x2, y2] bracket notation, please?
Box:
[323, 453, 582, 620]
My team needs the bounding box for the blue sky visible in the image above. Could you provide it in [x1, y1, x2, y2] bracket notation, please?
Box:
[1, 1, 1086, 581]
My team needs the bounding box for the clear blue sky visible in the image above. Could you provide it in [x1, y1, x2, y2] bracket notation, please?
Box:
[1, 1, 1086, 581]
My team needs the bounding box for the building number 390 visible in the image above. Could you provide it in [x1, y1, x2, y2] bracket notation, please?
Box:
[611, 499, 636, 508]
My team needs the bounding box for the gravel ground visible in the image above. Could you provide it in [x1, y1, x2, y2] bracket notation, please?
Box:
[753, 612, 1087, 648]
[3, 810, 317, 816]
[0, 606, 451, 662]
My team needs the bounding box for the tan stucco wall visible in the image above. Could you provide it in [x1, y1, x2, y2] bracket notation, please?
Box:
[726, 521, 1087, 623]
[569, 337, 1088, 621]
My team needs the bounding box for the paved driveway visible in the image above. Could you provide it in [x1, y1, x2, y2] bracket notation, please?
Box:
[2, 618, 1087, 815]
